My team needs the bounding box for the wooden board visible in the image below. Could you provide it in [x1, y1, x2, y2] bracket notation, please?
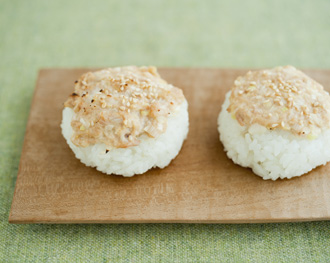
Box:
[9, 68, 330, 224]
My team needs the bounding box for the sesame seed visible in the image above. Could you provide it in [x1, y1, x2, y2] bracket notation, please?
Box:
[234, 80, 241, 86]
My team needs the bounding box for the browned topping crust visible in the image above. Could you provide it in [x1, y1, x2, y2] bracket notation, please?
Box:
[227, 66, 330, 138]
[64, 66, 185, 148]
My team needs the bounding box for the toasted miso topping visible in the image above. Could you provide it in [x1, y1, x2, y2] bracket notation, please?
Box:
[64, 66, 185, 148]
[227, 66, 330, 137]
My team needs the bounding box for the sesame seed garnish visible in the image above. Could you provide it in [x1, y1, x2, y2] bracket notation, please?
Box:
[228, 65, 330, 137]
[64, 66, 185, 148]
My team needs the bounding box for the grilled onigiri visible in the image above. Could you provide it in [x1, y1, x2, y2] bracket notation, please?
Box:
[61, 66, 189, 177]
[218, 66, 330, 180]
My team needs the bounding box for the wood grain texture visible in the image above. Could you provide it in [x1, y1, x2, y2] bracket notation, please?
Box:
[9, 68, 330, 224]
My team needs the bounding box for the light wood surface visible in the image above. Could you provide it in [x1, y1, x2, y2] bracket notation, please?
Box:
[9, 68, 330, 224]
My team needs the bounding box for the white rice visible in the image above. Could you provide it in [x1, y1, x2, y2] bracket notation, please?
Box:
[61, 100, 189, 177]
[218, 92, 330, 180]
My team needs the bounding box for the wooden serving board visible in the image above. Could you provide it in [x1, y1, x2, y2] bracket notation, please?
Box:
[9, 68, 330, 224]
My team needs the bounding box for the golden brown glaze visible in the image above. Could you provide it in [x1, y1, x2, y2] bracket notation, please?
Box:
[228, 66, 330, 138]
[64, 66, 185, 148]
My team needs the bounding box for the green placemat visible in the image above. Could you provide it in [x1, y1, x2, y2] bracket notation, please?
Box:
[1, 0, 330, 261]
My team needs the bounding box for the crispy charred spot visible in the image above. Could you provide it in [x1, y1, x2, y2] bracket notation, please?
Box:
[91, 99, 94, 103]
[71, 92, 78, 96]
[100, 89, 103, 92]
[124, 133, 131, 139]
[105, 149, 109, 153]
[74, 80, 78, 83]
[82, 93, 86, 97]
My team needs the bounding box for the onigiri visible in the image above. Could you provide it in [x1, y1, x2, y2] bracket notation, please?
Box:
[218, 65, 330, 180]
[61, 66, 189, 177]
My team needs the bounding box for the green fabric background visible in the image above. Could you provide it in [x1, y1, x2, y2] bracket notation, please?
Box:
[1, 0, 330, 261]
